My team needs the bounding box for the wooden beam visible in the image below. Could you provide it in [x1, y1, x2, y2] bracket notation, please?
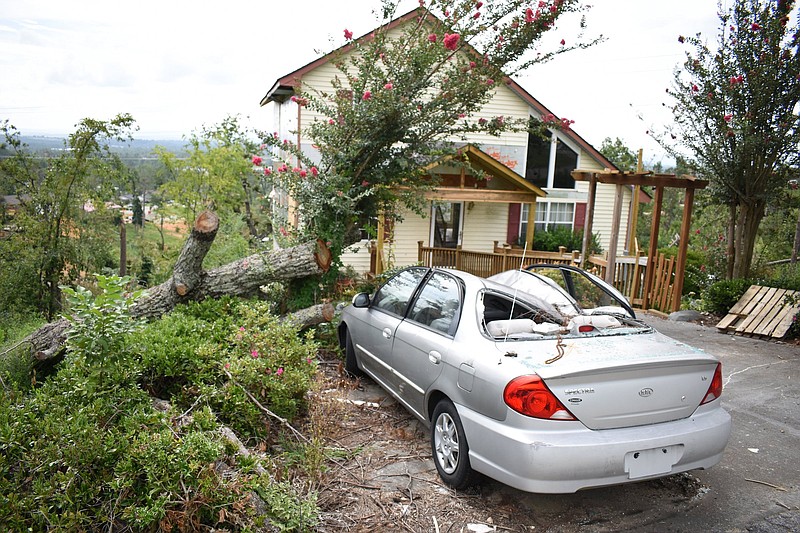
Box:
[422, 188, 541, 203]
[572, 171, 709, 190]
[525, 202, 536, 250]
[672, 187, 695, 311]
[605, 184, 624, 286]
[580, 175, 598, 267]
[642, 186, 664, 310]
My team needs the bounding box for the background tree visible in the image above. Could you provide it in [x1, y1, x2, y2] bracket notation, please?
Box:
[156, 115, 270, 239]
[257, 0, 600, 259]
[663, 0, 800, 278]
[599, 136, 638, 172]
[0, 115, 136, 319]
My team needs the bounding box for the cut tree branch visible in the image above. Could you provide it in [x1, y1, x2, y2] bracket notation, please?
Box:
[22, 211, 332, 361]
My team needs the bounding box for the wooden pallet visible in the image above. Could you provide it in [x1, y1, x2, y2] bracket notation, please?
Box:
[716, 285, 800, 339]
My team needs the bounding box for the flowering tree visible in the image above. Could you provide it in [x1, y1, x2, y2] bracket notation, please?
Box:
[255, 0, 599, 259]
[663, 0, 800, 278]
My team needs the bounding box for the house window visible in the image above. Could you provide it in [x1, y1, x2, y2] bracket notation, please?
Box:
[520, 202, 575, 238]
[525, 130, 578, 190]
[525, 130, 551, 189]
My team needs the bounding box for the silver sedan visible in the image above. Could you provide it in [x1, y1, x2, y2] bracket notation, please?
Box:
[338, 265, 731, 493]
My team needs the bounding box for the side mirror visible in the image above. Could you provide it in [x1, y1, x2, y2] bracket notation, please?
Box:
[352, 292, 371, 308]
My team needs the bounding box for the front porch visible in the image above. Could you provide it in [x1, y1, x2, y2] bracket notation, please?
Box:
[417, 241, 679, 313]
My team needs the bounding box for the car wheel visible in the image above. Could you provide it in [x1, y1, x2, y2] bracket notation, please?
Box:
[344, 329, 363, 376]
[431, 399, 477, 490]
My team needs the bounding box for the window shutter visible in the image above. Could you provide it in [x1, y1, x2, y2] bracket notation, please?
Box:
[507, 203, 521, 244]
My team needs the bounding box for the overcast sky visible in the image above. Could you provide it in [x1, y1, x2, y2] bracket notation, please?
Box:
[1, 0, 724, 164]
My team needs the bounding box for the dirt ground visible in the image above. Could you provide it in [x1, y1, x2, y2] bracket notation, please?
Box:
[309, 355, 710, 533]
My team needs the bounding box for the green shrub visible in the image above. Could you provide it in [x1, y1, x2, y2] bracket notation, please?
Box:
[533, 226, 601, 254]
[0, 281, 322, 530]
[702, 278, 755, 315]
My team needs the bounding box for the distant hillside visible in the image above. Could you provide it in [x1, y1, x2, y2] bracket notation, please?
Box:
[12, 136, 188, 157]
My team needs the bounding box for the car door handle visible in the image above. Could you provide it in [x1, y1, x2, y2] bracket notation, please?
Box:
[382, 328, 392, 339]
[428, 350, 442, 365]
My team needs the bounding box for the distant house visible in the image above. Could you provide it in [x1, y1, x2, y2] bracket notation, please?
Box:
[1, 194, 30, 218]
[260, 8, 635, 274]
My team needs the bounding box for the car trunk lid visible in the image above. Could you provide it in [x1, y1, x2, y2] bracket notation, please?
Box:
[505, 332, 720, 430]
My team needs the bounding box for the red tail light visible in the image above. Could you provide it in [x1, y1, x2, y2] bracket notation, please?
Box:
[700, 363, 723, 405]
[504, 375, 576, 420]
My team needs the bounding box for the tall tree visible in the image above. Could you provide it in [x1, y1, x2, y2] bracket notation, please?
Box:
[257, 0, 600, 258]
[0, 115, 137, 318]
[663, 0, 800, 278]
[599, 137, 637, 172]
[156, 116, 269, 238]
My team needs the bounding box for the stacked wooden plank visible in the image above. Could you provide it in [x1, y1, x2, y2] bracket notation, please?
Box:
[716, 285, 800, 339]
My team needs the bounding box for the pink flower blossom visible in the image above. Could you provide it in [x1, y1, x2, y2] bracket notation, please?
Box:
[362, 90, 372, 100]
[311, 166, 319, 177]
[476, 1, 483, 7]
[276, 367, 284, 376]
[729, 75, 744, 85]
[273, 132, 279, 139]
[478, 117, 488, 125]
[307, 358, 313, 364]
[344, 28, 353, 40]
[750, 23, 761, 31]
[328, 119, 335, 125]
[443, 33, 460, 51]
[252, 155, 262, 166]
[224, 363, 231, 369]
[473, 11, 481, 19]
[458, 113, 466, 118]
[692, 84, 699, 92]
[239, 326, 245, 331]
[560, 39, 566, 46]
[469, 61, 476, 69]
[428, 33, 438, 43]
[486, 78, 494, 85]
[361, 180, 370, 187]
[444, 9, 450, 17]
[384, 82, 394, 90]
[264, 167, 272, 176]
[299, 169, 307, 178]
[723, 113, 733, 122]
[251, 350, 259, 359]
[279, 227, 288, 236]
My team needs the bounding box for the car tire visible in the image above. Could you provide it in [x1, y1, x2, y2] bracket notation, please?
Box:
[431, 399, 478, 490]
[344, 329, 363, 376]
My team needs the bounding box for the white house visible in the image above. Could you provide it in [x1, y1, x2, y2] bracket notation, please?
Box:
[260, 8, 636, 274]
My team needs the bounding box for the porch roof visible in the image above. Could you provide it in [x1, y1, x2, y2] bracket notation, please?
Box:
[420, 144, 546, 204]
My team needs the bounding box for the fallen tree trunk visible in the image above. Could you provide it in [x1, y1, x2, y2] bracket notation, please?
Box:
[23, 211, 332, 361]
[282, 302, 336, 330]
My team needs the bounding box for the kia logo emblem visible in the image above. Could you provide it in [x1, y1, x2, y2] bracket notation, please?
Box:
[639, 388, 654, 397]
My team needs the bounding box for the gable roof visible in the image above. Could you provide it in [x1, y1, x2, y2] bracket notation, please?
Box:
[260, 7, 618, 172]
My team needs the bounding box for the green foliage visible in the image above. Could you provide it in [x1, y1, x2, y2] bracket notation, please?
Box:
[61, 275, 143, 368]
[0, 116, 137, 319]
[1, 285, 321, 530]
[701, 278, 754, 315]
[663, 0, 800, 277]
[533, 226, 601, 254]
[599, 137, 638, 172]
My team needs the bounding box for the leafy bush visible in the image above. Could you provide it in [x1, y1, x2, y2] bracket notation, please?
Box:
[701, 278, 754, 315]
[0, 278, 321, 530]
[659, 247, 713, 296]
[532, 226, 601, 254]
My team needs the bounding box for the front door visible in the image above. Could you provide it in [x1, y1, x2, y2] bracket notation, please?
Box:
[430, 202, 464, 249]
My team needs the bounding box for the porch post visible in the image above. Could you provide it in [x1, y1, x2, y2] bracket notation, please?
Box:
[525, 201, 536, 250]
[581, 175, 597, 268]
[671, 187, 695, 312]
[604, 184, 624, 286]
[642, 185, 664, 310]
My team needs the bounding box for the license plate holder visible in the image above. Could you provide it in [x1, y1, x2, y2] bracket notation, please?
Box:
[624, 444, 684, 479]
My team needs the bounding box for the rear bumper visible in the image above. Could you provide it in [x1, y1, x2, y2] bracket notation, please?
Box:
[459, 402, 732, 494]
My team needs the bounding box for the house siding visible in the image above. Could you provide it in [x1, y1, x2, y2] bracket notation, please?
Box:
[461, 202, 508, 252]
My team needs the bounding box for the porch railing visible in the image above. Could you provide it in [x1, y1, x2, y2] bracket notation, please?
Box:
[417, 241, 679, 313]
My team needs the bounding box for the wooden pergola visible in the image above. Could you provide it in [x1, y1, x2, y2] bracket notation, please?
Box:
[571, 170, 709, 312]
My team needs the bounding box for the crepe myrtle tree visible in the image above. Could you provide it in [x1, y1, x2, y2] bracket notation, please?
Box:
[662, 0, 800, 279]
[254, 0, 600, 259]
